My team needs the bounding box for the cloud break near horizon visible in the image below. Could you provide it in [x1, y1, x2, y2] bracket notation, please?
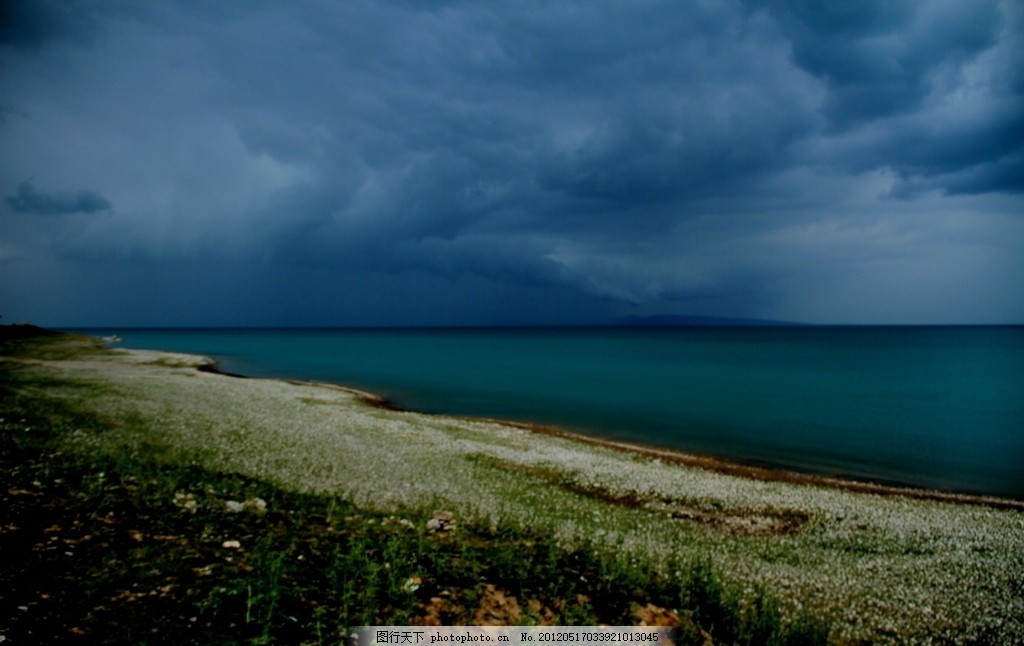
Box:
[1, 0, 1022, 326]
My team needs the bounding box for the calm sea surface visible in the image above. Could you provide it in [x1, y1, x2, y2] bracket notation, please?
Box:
[73, 327, 1024, 499]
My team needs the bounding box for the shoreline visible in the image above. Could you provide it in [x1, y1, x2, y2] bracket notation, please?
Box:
[12, 330, 1024, 643]
[208, 362, 1024, 512]
[519, 423, 1024, 511]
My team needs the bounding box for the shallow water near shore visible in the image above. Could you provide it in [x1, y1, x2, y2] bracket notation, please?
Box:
[74, 326, 1024, 499]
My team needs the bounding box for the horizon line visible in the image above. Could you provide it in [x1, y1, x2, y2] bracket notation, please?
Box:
[47, 322, 1024, 331]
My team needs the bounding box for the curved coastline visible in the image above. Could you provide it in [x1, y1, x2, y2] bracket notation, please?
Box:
[19, 330, 1024, 642]
[197, 356, 1024, 512]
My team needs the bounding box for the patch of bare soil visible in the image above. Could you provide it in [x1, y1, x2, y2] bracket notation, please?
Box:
[493, 458, 811, 536]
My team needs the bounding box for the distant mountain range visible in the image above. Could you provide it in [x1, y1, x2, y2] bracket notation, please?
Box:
[612, 315, 805, 327]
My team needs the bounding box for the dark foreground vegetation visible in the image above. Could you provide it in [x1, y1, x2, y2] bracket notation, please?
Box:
[1, 328, 828, 644]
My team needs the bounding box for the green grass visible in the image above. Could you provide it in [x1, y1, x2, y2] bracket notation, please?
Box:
[0, 325, 114, 360]
[0, 338, 829, 644]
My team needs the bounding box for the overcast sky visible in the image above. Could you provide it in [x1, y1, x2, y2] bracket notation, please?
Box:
[1, 0, 1022, 326]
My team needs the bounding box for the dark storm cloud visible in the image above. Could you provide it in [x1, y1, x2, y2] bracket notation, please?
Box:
[944, 154, 1024, 196]
[748, 0, 1001, 127]
[205, 0, 827, 283]
[748, 0, 1024, 196]
[1, 0, 1022, 324]
[0, 0, 96, 49]
[6, 181, 111, 215]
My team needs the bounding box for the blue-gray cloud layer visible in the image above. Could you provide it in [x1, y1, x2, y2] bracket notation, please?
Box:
[6, 181, 111, 215]
[1, 0, 1022, 325]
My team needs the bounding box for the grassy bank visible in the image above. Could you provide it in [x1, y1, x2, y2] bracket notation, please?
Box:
[0, 330, 822, 644]
[2, 328, 1021, 643]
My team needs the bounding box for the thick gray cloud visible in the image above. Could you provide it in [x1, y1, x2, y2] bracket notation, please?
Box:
[6, 181, 111, 215]
[0, 0, 97, 49]
[1, 0, 1021, 325]
[750, 1, 1000, 126]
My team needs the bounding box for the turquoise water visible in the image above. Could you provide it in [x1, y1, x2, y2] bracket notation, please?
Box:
[75, 327, 1024, 499]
